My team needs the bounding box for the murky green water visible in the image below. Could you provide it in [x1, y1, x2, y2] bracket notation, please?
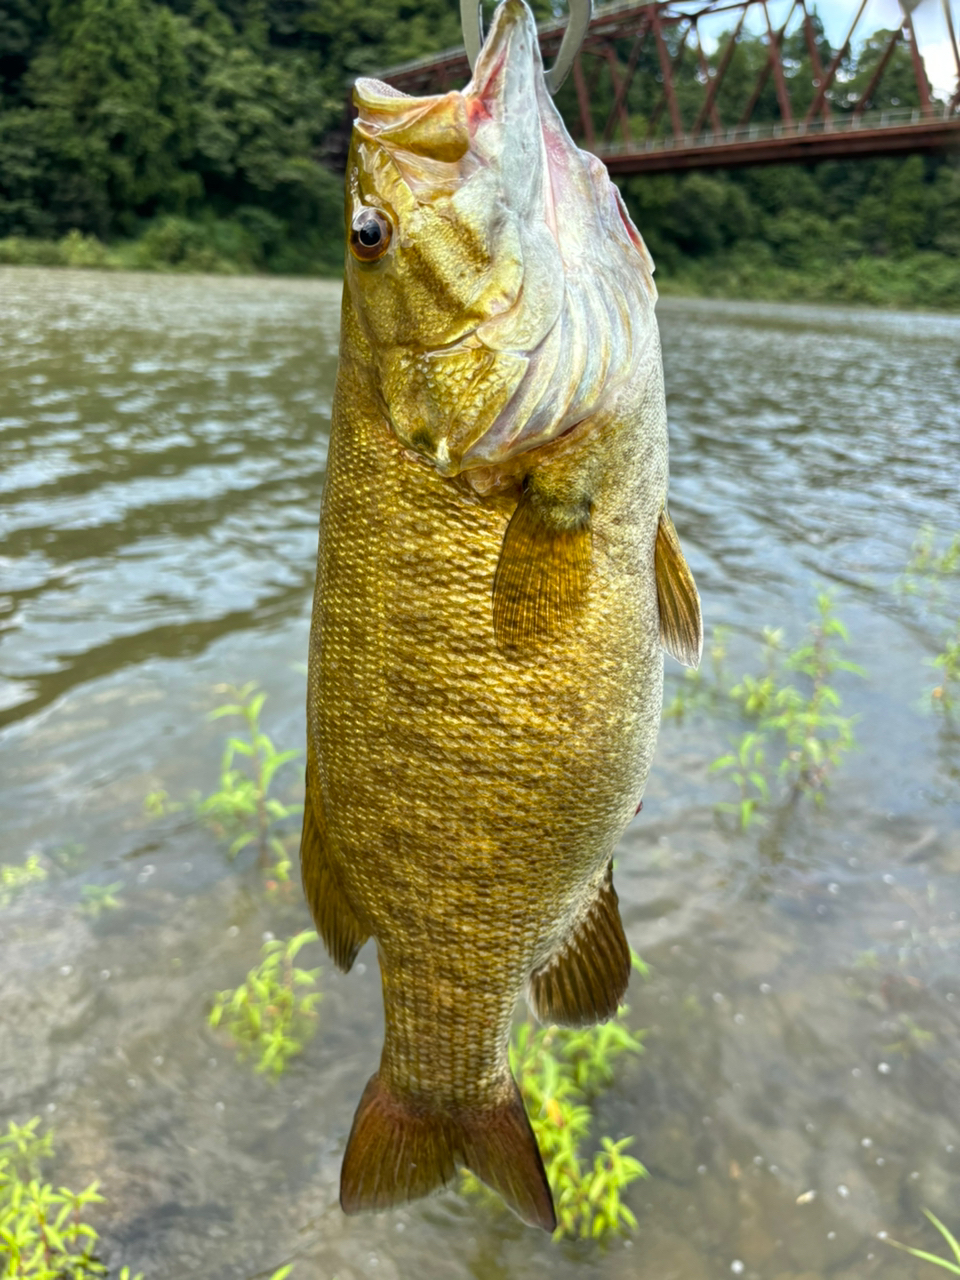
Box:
[1, 266, 959, 1280]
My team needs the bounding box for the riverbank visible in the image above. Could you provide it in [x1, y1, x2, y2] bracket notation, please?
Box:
[657, 246, 960, 312]
[0, 215, 341, 278]
[3, 218, 959, 312]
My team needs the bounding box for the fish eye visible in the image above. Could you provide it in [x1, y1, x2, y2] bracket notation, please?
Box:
[350, 208, 392, 262]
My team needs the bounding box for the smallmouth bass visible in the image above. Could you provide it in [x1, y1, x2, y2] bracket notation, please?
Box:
[300, 0, 701, 1231]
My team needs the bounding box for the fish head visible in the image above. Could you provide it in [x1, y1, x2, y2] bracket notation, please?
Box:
[345, 0, 656, 478]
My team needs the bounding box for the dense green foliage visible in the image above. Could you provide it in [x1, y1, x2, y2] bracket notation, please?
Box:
[1, 0, 957, 300]
[209, 930, 322, 1075]
[0, 1117, 142, 1279]
[0, 0, 478, 269]
[623, 155, 960, 310]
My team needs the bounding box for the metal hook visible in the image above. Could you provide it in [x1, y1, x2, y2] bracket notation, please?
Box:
[460, 0, 593, 94]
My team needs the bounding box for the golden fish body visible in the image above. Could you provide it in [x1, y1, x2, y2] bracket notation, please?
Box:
[301, 0, 701, 1231]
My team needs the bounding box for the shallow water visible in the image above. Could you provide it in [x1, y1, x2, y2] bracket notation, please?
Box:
[1, 266, 959, 1280]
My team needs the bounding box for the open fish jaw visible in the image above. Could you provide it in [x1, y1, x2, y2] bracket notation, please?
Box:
[349, 0, 656, 478]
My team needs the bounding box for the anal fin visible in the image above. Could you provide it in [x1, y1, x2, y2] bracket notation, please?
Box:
[492, 479, 591, 653]
[341, 1072, 556, 1232]
[655, 507, 703, 669]
[528, 863, 630, 1027]
[299, 760, 368, 972]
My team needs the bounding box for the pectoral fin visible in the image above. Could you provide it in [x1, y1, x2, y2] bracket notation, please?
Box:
[655, 509, 702, 669]
[492, 481, 592, 653]
[299, 759, 368, 972]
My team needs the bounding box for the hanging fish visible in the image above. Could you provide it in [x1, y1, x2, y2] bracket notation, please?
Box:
[300, 0, 701, 1232]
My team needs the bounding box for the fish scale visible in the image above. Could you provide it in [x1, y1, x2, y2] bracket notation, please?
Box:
[301, 0, 701, 1231]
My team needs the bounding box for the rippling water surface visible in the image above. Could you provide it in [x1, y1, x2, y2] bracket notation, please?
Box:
[1, 266, 959, 1280]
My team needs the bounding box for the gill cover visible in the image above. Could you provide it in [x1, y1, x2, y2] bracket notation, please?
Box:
[346, 0, 656, 478]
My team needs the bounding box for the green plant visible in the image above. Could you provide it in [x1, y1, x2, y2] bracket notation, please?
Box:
[48, 845, 86, 873]
[0, 1117, 143, 1279]
[887, 1210, 960, 1274]
[766, 593, 863, 801]
[144, 684, 303, 884]
[209, 930, 321, 1076]
[464, 956, 648, 1240]
[708, 595, 863, 821]
[196, 684, 302, 880]
[899, 525, 960, 717]
[142, 790, 183, 819]
[663, 625, 730, 719]
[902, 525, 960, 597]
[78, 884, 124, 919]
[882, 1014, 935, 1058]
[932, 624, 960, 714]
[709, 732, 769, 830]
[0, 855, 47, 908]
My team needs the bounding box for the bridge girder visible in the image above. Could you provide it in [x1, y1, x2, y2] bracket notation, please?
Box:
[375, 0, 960, 173]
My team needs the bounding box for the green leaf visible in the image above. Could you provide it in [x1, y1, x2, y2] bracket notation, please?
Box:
[886, 1242, 960, 1274]
[925, 1211, 960, 1264]
[208, 704, 244, 721]
[708, 754, 736, 773]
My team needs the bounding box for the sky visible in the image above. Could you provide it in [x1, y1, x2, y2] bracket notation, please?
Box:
[690, 0, 959, 99]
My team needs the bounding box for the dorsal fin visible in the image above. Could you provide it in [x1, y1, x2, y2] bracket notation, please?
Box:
[655, 508, 702, 669]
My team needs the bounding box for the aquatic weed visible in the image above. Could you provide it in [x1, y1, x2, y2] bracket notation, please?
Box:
[766, 592, 863, 801]
[886, 1209, 960, 1274]
[0, 854, 47, 908]
[901, 525, 960, 600]
[78, 883, 124, 919]
[899, 525, 960, 716]
[663, 624, 730, 720]
[199, 684, 302, 879]
[931, 624, 960, 715]
[144, 683, 303, 885]
[0, 1117, 143, 1280]
[209, 930, 321, 1076]
[708, 732, 769, 830]
[705, 594, 863, 826]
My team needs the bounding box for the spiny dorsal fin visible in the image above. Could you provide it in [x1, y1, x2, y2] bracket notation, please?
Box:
[527, 862, 630, 1028]
[299, 761, 368, 972]
[655, 508, 702, 669]
[492, 483, 592, 653]
[341, 1072, 556, 1232]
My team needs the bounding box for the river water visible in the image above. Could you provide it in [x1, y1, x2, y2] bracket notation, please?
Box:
[1, 266, 959, 1280]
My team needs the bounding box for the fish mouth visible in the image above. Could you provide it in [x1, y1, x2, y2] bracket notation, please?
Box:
[351, 0, 656, 480]
[467, 2, 559, 239]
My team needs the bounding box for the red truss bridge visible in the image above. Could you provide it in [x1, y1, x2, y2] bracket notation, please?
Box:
[377, 0, 960, 173]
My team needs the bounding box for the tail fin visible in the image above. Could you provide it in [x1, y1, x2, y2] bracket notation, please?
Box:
[340, 1072, 556, 1232]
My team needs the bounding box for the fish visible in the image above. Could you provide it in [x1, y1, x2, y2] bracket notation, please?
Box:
[300, 0, 702, 1232]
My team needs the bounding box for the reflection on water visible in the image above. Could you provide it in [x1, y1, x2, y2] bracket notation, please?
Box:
[1, 267, 959, 1280]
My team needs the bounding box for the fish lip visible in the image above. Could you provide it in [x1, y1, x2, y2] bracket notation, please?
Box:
[468, 0, 544, 124]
